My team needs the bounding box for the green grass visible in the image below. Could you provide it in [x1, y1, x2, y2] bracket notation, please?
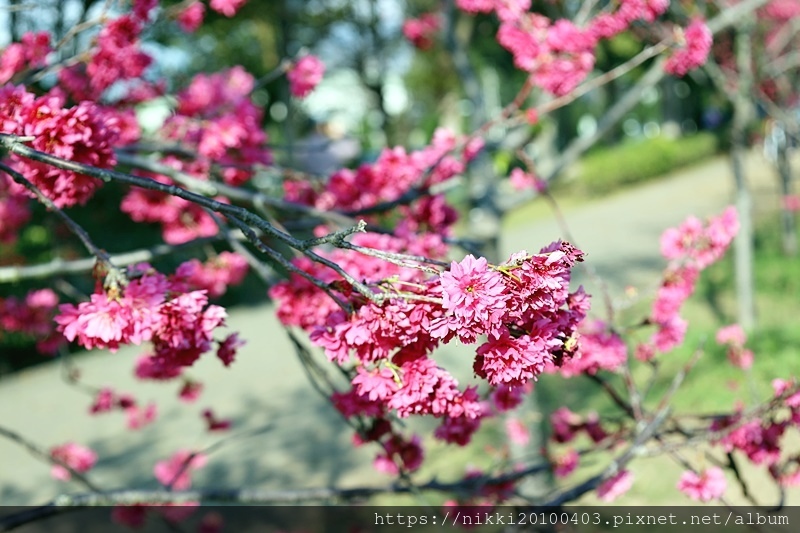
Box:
[571, 133, 720, 195]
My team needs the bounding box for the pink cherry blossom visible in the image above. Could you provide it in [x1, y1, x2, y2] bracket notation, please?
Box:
[216, 332, 244, 367]
[287, 55, 325, 98]
[435, 254, 509, 340]
[202, 409, 232, 432]
[178, 380, 204, 403]
[505, 417, 530, 446]
[50, 442, 97, 481]
[677, 467, 727, 502]
[555, 319, 627, 377]
[403, 13, 441, 50]
[1, 87, 119, 207]
[552, 448, 579, 477]
[177, 2, 206, 32]
[174, 252, 249, 298]
[509, 168, 547, 192]
[596, 470, 633, 502]
[154, 450, 207, 490]
[209, 0, 247, 17]
[126, 402, 158, 430]
[716, 324, 746, 347]
[664, 19, 713, 77]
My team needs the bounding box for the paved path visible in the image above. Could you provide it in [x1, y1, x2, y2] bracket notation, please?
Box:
[0, 150, 790, 505]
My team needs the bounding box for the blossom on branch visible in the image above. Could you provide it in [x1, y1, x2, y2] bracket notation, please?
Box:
[403, 13, 441, 50]
[597, 469, 633, 502]
[50, 442, 97, 481]
[287, 55, 325, 98]
[210, 0, 248, 17]
[1, 86, 119, 207]
[154, 450, 207, 490]
[177, 2, 206, 32]
[664, 19, 713, 77]
[677, 467, 727, 502]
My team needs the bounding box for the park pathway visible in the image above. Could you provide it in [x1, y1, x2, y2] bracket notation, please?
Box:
[0, 150, 788, 505]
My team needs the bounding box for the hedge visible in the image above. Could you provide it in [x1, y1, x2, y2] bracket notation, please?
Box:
[572, 132, 719, 195]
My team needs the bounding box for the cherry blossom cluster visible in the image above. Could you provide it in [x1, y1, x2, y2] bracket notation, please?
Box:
[545, 405, 628, 497]
[709, 379, 800, 489]
[454, 0, 674, 96]
[49, 442, 97, 481]
[716, 324, 753, 369]
[763, 0, 800, 21]
[0, 288, 63, 355]
[548, 319, 627, 377]
[677, 467, 727, 502]
[154, 449, 208, 490]
[273, 237, 587, 473]
[55, 262, 242, 381]
[402, 13, 441, 50]
[58, 13, 154, 102]
[0, 31, 51, 84]
[173, 251, 249, 298]
[285, 127, 481, 235]
[120, 170, 221, 244]
[120, 67, 272, 243]
[287, 55, 326, 98]
[164, 66, 272, 186]
[664, 19, 713, 77]
[0, 187, 29, 244]
[637, 206, 739, 359]
[88, 386, 158, 430]
[0, 85, 120, 207]
[509, 168, 547, 193]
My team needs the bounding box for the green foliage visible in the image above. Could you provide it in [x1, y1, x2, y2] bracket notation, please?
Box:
[573, 133, 720, 195]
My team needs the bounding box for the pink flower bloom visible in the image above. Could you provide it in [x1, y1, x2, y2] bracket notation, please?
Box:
[664, 19, 712, 77]
[177, 2, 205, 32]
[202, 409, 232, 432]
[0, 31, 51, 83]
[154, 450, 207, 490]
[509, 168, 546, 192]
[597, 470, 633, 502]
[216, 332, 245, 367]
[209, 0, 247, 17]
[436, 254, 509, 339]
[178, 380, 203, 403]
[1, 88, 119, 207]
[677, 467, 727, 502]
[126, 402, 157, 430]
[475, 332, 548, 386]
[716, 324, 746, 347]
[455, 0, 495, 15]
[650, 315, 688, 353]
[0, 189, 30, 244]
[56, 294, 130, 352]
[505, 417, 530, 446]
[728, 347, 753, 369]
[491, 384, 528, 412]
[353, 366, 400, 401]
[287, 55, 325, 98]
[133, 0, 158, 21]
[435, 416, 482, 446]
[783, 194, 800, 212]
[374, 435, 424, 474]
[175, 252, 249, 298]
[556, 319, 627, 377]
[550, 406, 582, 443]
[403, 13, 441, 50]
[552, 448, 579, 477]
[50, 442, 97, 481]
